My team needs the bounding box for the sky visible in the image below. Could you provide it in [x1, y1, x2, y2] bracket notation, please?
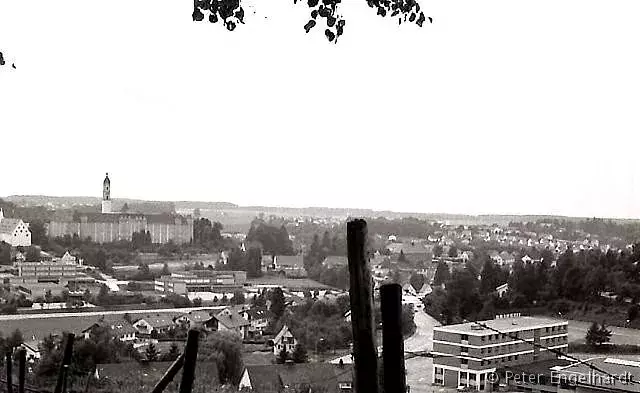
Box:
[1, 0, 639, 218]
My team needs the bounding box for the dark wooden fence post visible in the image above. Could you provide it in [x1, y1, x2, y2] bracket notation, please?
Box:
[54, 333, 75, 393]
[179, 330, 200, 393]
[151, 354, 185, 393]
[347, 219, 378, 393]
[18, 349, 26, 393]
[5, 352, 13, 393]
[381, 283, 406, 393]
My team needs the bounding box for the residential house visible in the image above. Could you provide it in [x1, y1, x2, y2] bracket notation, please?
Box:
[0, 209, 31, 247]
[416, 282, 433, 298]
[488, 251, 503, 265]
[239, 363, 353, 393]
[499, 251, 515, 266]
[272, 325, 298, 356]
[133, 316, 175, 336]
[20, 341, 41, 363]
[174, 310, 216, 331]
[241, 306, 273, 339]
[83, 318, 137, 342]
[322, 256, 349, 269]
[496, 283, 509, 298]
[521, 255, 534, 264]
[402, 283, 417, 297]
[210, 308, 250, 339]
[273, 255, 307, 278]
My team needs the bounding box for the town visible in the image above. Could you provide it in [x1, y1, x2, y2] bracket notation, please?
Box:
[2, 174, 640, 393]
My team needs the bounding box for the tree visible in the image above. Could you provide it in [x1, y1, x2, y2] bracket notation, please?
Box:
[269, 287, 286, 318]
[398, 250, 406, 262]
[0, 241, 11, 265]
[276, 347, 288, 364]
[246, 247, 263, 278]
[628, 304, 640, 322]
[232, 290, 245, 305]
[409, 273, 425, 292]
[145, 342, 159, 361]
[25, 246, 41, 262]
[433, 261, 450, 286]
[7, 329, 23, 349]
[161, 262, 170, 276]
[29, 220, 47, 246]
[479, 259, 499, 295]
[433, 244, 443, 258]
[199, 331, 244, 385]
[192, 0, 430, 43]
[448, 245, 458, 258]
[586, 322, 612, 347]
[291, 344, 308, 363]
[121, 203, 130, 213]
[193, 297, 203, 307]
[163, 343, 180, 361]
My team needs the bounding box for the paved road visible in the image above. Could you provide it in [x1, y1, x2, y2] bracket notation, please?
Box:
[405, 311, 457, 393]
[0, 306, 225, 321]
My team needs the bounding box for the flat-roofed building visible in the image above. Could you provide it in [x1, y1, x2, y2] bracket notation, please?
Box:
[154, 270, 246, 295]
[432, 313, 569, 391]
[13, 251, 83, 284]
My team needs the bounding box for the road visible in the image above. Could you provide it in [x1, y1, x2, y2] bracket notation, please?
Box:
[405, 311, 456, 393]
[0, 306, 225, 322]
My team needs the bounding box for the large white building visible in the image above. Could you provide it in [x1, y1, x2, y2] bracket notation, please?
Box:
[0, 208, 32, 247]
[432, 314, 569, 391]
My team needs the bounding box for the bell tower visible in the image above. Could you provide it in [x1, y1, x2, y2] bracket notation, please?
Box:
[101, 173, 112, 214]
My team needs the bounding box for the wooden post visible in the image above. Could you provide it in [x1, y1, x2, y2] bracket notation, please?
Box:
[18, 349, 26, 393]
[179, 330, 200, 393]
[54, 333, 75, 393]
[6, 352, 13, 393]
[381, 283, 406, 393]
[347, 219, 378, 393]
[151, 354, 185, 393]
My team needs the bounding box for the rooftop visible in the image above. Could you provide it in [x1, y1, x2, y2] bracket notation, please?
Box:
[434, 316, 568, 336]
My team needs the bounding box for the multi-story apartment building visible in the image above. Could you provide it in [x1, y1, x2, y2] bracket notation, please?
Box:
[432, 314, 569, 391]
[154, 270, 246, 295]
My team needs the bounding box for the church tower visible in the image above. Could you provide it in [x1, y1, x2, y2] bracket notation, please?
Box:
[101, 173, 112, 214]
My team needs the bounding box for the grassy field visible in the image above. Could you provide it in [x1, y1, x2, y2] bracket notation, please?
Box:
[247, 276, 332, 289]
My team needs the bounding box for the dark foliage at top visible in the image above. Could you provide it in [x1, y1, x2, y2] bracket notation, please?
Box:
[192, 0, 431, 43]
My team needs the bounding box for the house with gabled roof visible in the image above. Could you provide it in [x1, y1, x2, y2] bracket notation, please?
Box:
[0, 209, 31, 247]
[211, 307, 250, 339]
[239, 363, 353, 393]
[272, 325, 298, 356]
[273, 255, 307, 278]
[241, 306, 274, 338]
[132, 315, 176, 336]
[83, 317, 137, 342]
[322, 256, 349, 269]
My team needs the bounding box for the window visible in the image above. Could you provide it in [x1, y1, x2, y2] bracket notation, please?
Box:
[481, 361, 485, 366]
[461, 359, 468, 365]
[508, 356, 512, 361]
[461, 334, 469, 341]
[488, 348, 492, 354]
[481, 336, 486, 342]
[546, 327, 550, 333]
[515, 355, 519, 360]
[481, 348, 485, 354]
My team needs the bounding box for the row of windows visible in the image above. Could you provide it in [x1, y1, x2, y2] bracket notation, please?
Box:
[544, 336, 567, 345]
[479, 355, 519, 366]
[461, 325, 568, 343]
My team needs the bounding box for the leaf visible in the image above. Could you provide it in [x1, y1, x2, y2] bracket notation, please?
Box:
[409, 12, 416, 22]
[235, 7, 245, 22]
[308, 0, 319, 6]
[226, 20, 237, 31]
[325, 29, 336, 42]
[336, 25, 344, 36]
[416, 12, 425, 26]
[377, 7, 386, 17]
[337, 19, 345, 28]
[327, 15, 336, 27]
[192, 7, 205, 21]
[311, 10, 318, 18]
[0, 52, 4, 66]
[304, 20, 316, 33]
[209, 13, 219, 23]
